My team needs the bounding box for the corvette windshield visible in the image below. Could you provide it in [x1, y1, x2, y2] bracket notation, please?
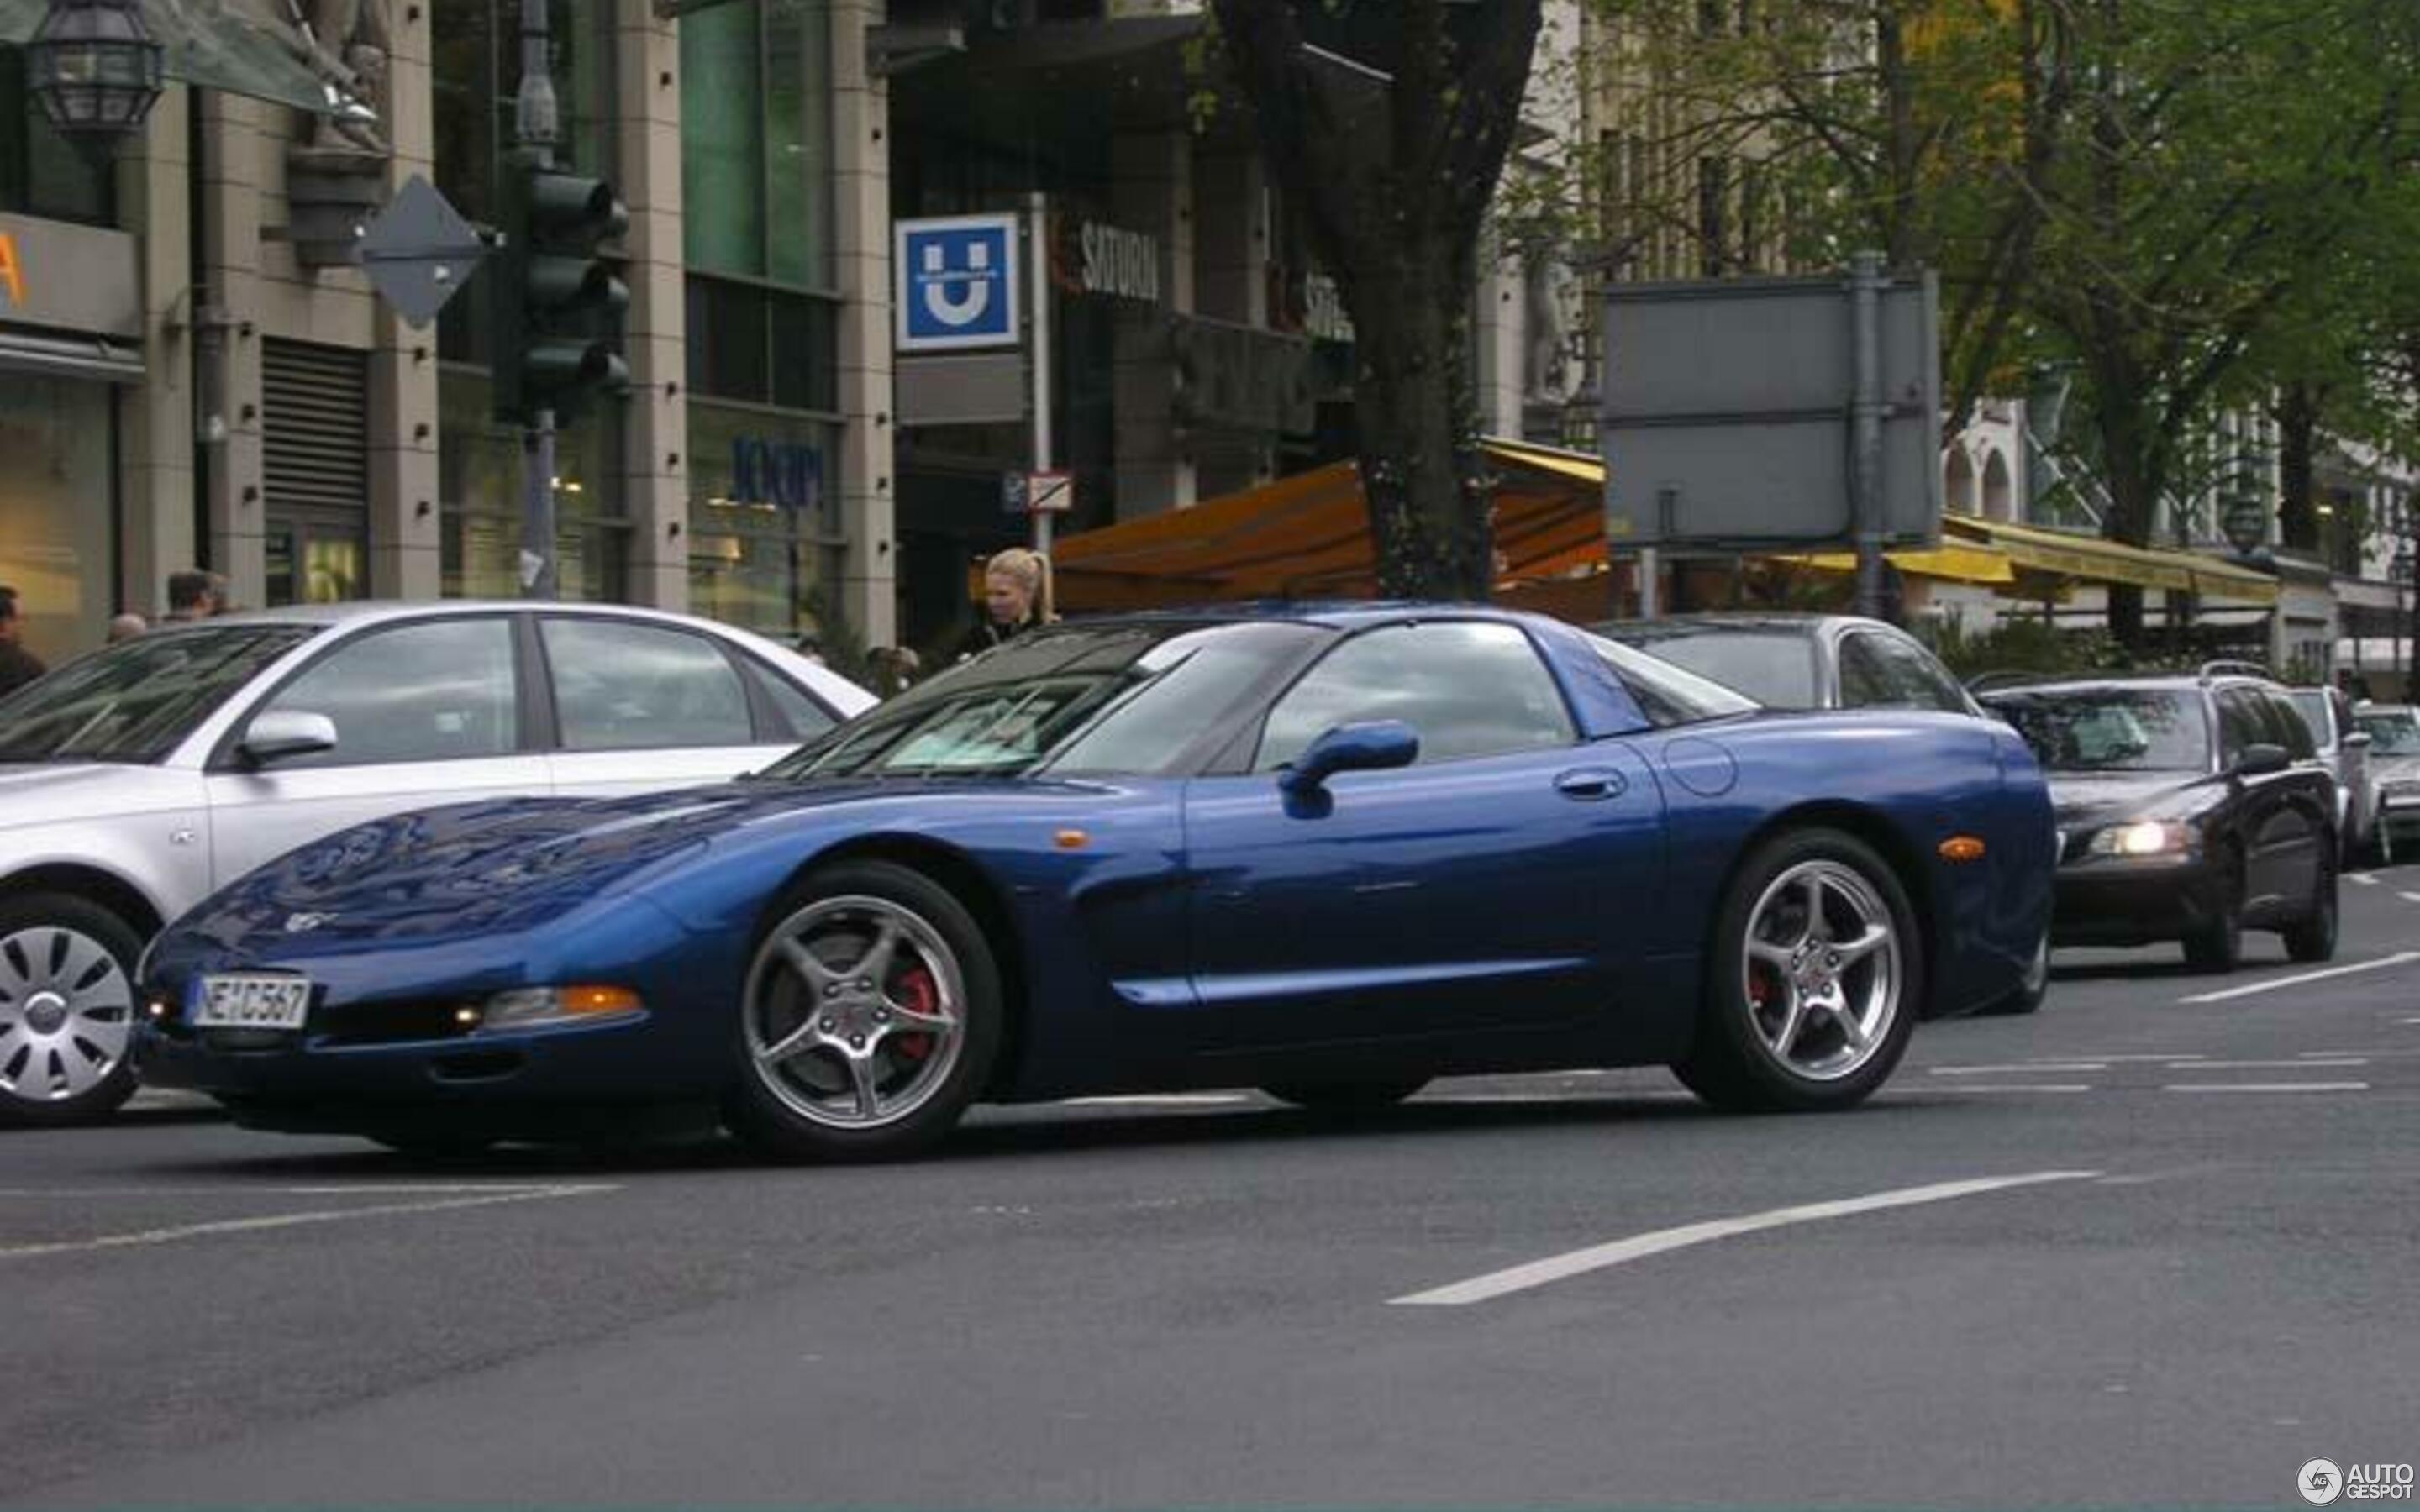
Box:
[765, 622, 1325, 779]
[0, 624, 319, 764]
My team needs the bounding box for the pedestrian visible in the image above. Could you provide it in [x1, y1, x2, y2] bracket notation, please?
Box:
[956, 547, 1055, 661]
[163, 569, 226, 622]
[0, 585, 46, 696]
[107, 612, 148, 644]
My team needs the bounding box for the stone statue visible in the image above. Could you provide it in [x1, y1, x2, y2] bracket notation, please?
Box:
[287, 0, 392, 155]
[1523, 255, 1579, 402]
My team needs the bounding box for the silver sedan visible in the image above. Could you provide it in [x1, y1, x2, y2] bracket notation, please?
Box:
[0, 601, 875, 1126]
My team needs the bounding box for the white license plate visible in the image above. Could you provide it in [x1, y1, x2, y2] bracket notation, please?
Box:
[192, 974, 313, 1030]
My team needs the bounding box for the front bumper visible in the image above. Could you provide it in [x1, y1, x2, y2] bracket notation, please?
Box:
[133, 1006, 728, 1134]
[2049, 852, 2225, 947]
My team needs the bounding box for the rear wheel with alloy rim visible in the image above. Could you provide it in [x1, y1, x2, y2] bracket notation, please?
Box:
[0, 893, 145, 1127]
[1673, 829, 1920, 1113]
[2283, 851, 2338, 963]
[723, 862, 1002, 1163]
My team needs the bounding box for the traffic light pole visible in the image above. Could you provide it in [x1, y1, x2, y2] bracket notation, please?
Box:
[514, 0, 558, 601]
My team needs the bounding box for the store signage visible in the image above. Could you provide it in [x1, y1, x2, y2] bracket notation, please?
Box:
[1001, 470, 1073, 517]
[730, 437, 823, 512]
[1303, 272, 1354, 344]
[0, 214, 142, 337]
[895, 213, 1021, 352]
[1076, 221, 1160, 305]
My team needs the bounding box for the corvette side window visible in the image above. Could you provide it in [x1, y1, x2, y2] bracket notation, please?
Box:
[1254, 622, 1575, 772]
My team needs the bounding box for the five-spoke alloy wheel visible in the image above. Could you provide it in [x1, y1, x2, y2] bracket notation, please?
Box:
[1675, 828, 1920, 1112]
[725, 861, 1001, 1162]
[0, 893, 145, 1127]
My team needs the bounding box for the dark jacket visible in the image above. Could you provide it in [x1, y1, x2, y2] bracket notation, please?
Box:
[0, 641, 45, 698]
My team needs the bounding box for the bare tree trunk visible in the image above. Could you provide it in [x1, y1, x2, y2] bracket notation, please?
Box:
[2273, 383, 2323, 553]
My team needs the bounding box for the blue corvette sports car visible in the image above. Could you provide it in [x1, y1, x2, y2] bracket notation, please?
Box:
[135, 605, 2054, 1160]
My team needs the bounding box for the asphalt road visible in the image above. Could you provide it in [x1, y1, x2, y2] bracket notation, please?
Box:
[8, 870, 2420, 1508]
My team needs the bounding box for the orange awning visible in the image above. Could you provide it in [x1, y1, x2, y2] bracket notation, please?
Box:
[1054, 440, 1611, 611]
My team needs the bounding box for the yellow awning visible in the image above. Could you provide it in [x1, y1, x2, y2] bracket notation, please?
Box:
[1779, 543, 2018, 587]
[1943, 515, 2279, 605]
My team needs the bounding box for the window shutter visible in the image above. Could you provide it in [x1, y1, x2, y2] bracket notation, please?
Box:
[262, 339, 369, 513]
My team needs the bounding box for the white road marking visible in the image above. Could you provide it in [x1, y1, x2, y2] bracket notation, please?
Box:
[2398, 891, 2420, 905]
[2178, 953, 2420, 1004]
[1930, 1063, 2107, 1075]
[2163, 1082, 2370, 1094]
[2071, 1054, 2208, 1063]
[2349, 873, 2381, 886]
[1065, 1094, 1252, 1107]
[2403, 1017, 2420, 1026]
[2186, 1058, 2370, 1069]
[1912, 1084, 2094, 1095]
[0, 1184, 594, 1200]
[1388, 1171, 2101, 1307]
[0, 1184, 613, 1262]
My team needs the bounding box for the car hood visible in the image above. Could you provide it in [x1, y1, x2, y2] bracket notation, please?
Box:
[2042, 769, 2217, 828]
[167, 777, 993, 953]
[2372, 753, 2420, 785]
[0, 760, 184, 827]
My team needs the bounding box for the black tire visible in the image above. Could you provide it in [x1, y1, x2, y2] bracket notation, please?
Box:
[723, 861, 1002, 1163]
[0, 892, 146, 1128]
[2181, 848, 2244, 974]
[2282, 850, 2339, 963]
[1672, 827, 1923, 1113]
[1262, 1078, 1429, 1114]
[1979, 932, 2049, 1016]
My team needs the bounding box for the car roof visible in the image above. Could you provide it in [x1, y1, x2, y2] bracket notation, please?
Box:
[1059, 601, 1561, 633]
[1975, 673, 2265, 698]
[183, 600, 750, 633]
[1594, 613, 1893, 638]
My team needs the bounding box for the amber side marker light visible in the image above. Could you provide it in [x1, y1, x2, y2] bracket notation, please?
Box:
[1055, 829, 1090, 850]
[1939, 836, 1988, 863]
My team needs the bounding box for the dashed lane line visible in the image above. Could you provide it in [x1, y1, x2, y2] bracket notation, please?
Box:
[1912, 1084, 2094, 1095]
[0, 1184, 616, 1262]
[2350, 873, 2381, 886]
[2178, 953, 2420, 1004]
[2401, 893, 2420, 906]
[1388, 1171, 2102, 1306]
[2165, 1081, 2373, 1095]
[1930, 1063, 2108, 1075]
[2186, 1058, 2370, 1069]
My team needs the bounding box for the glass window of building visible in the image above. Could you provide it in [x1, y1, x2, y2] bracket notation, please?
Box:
[0, 376, 116, 666]
[681, 0, 841, 638]
[431, 0, 625, 601]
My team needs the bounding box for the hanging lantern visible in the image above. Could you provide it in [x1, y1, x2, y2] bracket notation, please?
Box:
[25, 0, 166, 161]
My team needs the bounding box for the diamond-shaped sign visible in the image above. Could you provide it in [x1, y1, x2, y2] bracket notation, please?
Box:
[356, 175, 490, 328]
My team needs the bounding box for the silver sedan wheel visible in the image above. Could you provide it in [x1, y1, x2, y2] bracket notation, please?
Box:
[744, 895, 966, 1130]
[0, 924, 135, 1105]
[1739, 860, 1902, 1083]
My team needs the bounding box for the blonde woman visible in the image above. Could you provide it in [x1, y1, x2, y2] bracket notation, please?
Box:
[958, 547, 1055, 660]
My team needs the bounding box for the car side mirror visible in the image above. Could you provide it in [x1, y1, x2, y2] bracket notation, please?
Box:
[240, 710, 339, 766]
[2344, 731, 2373, 750]
[1278, 721, 1420, 796]
[2231, 743, 2291, 778]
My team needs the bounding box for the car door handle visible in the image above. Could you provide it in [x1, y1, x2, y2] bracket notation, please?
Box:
[1554, 767, 1628, 801]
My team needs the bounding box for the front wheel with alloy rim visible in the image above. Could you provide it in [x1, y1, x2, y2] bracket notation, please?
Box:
[0, 893, 145, 1127]
[2282, 852, 2338, 963]
[1672, 828, 1921, 1113]
[723, 861, 1002, 1163]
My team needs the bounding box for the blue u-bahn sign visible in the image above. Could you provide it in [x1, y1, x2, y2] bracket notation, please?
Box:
[894, 213, 1020, 352]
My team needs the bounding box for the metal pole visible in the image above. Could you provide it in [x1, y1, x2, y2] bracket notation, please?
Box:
[515, 0, 558, 600]
[1849, 249, 1887, 621]
[1027, 190, 1053, 558]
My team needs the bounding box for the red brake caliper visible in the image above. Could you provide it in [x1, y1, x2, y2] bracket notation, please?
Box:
[891, 966, 939, 1062]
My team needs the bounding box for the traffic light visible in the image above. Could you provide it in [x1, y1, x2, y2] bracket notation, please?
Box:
[492, 152, 629, 425]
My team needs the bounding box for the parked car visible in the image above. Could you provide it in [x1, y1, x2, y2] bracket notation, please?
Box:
[1977, 664, 2338, 972]
[1594, 613, 1985, 717]
[2284, 681, 2376, 863]
[0, 601, 876, 1126]
[2354, 703, 2420, 863]
[134, 606, 2056, 1162]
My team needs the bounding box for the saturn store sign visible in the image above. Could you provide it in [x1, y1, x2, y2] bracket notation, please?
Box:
[1055, 216, 1161, 306]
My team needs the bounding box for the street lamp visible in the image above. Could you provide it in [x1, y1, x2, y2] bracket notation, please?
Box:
[25, 0, 166, 162]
